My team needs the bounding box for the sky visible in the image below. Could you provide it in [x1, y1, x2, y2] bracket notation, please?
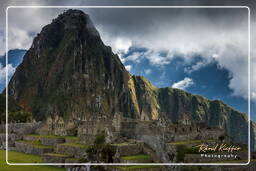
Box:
[0, 0, 255, 120]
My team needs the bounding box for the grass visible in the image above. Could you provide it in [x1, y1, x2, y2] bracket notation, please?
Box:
[169, 139, 214, 145]
[66, 157, 78, 161]
[0, 150, 65, 171]
[65, 136, 78, 140]
[112, 165, 161, 170]
[44, 153, 70, 157]
[121, 154, 151, 161]
[58, 143, 89, 148]
[111, 142, 130, 146]
[16, 140, 53, 149]
[26, 134, 79, 140]
[26, 134, 64, 139]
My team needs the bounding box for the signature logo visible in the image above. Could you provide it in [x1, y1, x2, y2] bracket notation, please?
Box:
[196, 143, 241, 153]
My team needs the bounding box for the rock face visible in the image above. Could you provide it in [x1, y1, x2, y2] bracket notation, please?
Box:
[7, 10, 252, 149]
[8, 9, 137, 121]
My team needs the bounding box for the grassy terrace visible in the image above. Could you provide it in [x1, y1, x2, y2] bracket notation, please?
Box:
[26, 134, 65, 139]
[169, 139, 214, 145]
[16, 140, 54, 149]
[112, 165, 161, 170]
[65, 136, 79, 140]
[58, 142, 89, 148]
[26, 134, 79, 141]
[0, 150, 65, 171]
[121, 154, 151, 161]
[44, 153, 70, 157]
[111, 142, 130, 146]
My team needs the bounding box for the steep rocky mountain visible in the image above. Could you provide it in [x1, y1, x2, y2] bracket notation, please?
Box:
[6, 9, 254, 149]
[8, 10, 139, 121]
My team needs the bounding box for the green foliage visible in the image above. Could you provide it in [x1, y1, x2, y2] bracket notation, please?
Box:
[218, 135, 225, 141]
[0, 94, 32, 123]
[94, 131, 106, 146]
[176, 145, 186, 162]
[86, 131, 115, 163]
[8, 111, 32, 123]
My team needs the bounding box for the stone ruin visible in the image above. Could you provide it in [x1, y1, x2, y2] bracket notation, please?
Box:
[38, 113, 226, 145]
[0, 112, 238, 165]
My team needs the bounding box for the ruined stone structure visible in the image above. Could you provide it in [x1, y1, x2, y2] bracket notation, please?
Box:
[41, 112, 226, 145]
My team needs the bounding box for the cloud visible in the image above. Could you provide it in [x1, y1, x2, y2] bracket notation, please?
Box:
[0, 63, 15, 82]
[172, 77, 194, 90]
[111, 37, 132, 54]
[145, 50, 174, 66]
[216, 44, 248, 99]
[144, 69, 152, 75]
[125, 65, 132, 71]
[184, 59, 212, 74]
[125, 51, 143, 63]
[0, 35, 4, 56]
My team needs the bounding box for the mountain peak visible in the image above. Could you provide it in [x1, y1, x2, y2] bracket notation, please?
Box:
[53, 9, 99, 37]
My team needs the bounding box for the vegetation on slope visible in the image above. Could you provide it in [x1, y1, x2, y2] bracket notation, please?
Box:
[0, 94, 32, 123]
[0, 150, 65, 171]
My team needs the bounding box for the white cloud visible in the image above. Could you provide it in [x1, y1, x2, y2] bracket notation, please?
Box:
[125, 52, 143, 63]
[216, 45, 248, 99]
[145, 51, 174, 66]
[172, 77, 194, 90]
[0, 34, 5, 56]
[113, 38, 132, 54]
[144, 69, 152, 75]
[125, 65, 132, 71]
[0, 64, 16, 82]
[184, 59, 211, 74]
[98, 29, 132, 62]
[252, 92, 256, 101]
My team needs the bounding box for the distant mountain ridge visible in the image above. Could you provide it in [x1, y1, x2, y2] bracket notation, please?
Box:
[0, 49, 26, 67]
[6, 9, 255, 150]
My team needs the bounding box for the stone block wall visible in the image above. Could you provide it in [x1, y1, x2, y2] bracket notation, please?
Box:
[56, 144, 87, 158]
[114, 143, 144, 156]
[0, 123, 43, 135]
[14, 141, 53, 155]
[0, 133, 22, 149]
[41, 137, 65, 146]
